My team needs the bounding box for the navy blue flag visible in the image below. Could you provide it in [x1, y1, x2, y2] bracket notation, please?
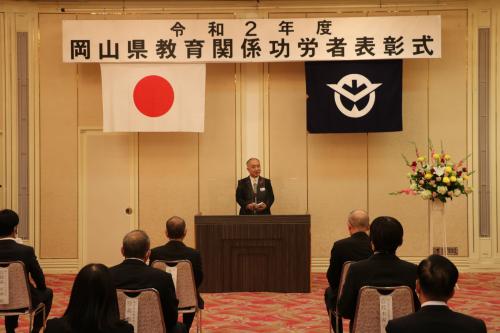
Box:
[306, 60, 402, 133]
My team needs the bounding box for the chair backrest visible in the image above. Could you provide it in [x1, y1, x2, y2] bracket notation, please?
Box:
[117, 288, 166, 333]
[0, 261, 31, 311]
[152, 260, 197, 310]
[337, 261, 353, 302]
[352, 286, 414, 333]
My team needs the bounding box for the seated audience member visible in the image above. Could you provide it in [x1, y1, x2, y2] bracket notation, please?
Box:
[45, 264, 133, 333]
[338, 216, 420, 330]
[150, 216, 204, 332]
[109, 230, 186, 333]
[386, 255, 487, 333]
[0, 209, 53, 333]
[324, 209, 373, 333]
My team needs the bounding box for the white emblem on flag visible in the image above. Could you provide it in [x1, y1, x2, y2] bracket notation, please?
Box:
[327, 74, 382, 118]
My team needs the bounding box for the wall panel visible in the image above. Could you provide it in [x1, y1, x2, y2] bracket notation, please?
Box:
[77, 62, 102, 128]
[138, 133, 198, 248]
[367, 58, 430, 257]
[367, 11, 430, 257]
[39, 14, 78, 258]
[308, 134, 368, 257]
[197, 7, 239, 215]
[268, 61, 308, 215]
[76, 14, 103, 128]
[0, 12, 4, 208]
[304, 11, 368, 258]
[428, 10, 469, 256]
[0, 13, 4, 131]
[199, 63, 237, 215]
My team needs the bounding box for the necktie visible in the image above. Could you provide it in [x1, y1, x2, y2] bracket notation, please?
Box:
[253, 181, 257, 194]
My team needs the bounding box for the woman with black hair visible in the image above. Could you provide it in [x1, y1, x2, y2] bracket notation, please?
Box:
[45, 263, 133, 333]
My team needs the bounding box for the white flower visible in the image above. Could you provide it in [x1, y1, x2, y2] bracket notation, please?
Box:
[421, 190, 432, 200]
[410, 183, 418, 191]
[453, 189, 462, 197]
[457, 178, 464, 185]
[437, 186, 448, 195]
[434, 166, 445, 176]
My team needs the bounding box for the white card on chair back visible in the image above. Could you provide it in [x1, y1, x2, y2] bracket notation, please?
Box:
[125, 297, 139, 332]
[379, 295, 393, 332]
[165, 265, 178, 290]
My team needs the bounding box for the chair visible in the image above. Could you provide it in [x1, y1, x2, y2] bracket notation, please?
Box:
[352, 286, 414, 333]
[0, 261, 45, 331]
[117, 288, 166, 333]
[328, 261, 352, 333]
[152, 260, 203, 332]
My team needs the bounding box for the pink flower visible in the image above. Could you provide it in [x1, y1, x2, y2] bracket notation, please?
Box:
[400, 189, 417, 195]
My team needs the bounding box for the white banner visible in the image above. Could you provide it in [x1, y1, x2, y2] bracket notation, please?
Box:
[63, 16, 441, 63]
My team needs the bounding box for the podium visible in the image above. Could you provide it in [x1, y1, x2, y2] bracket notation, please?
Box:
[195, 214, 311, 293]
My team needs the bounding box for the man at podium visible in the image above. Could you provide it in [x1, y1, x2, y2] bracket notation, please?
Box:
[236, 158, 274, 215]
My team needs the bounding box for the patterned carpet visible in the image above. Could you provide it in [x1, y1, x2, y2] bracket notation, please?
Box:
[1, 272, 499, 332]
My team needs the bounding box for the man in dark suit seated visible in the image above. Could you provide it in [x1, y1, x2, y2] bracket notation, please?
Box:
[236, 157, 274, 215]
[109, 230, 186, 333]
[150, 216, 204, 332]
[386, 254, 487, 333]
[338, 216, 420, 331]
[324, 209, 373, 332]
[0, 209, 53, 333]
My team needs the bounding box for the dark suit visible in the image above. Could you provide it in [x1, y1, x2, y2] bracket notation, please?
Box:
[0, 239, 53, 333]
[324, 232, 373, 332]
[109, 259, 184, 333]
[45, 317, 134, 333]
[338, 252, 420, 331]
[150, 240, 204, 331]
[386, 305, 487, 333]
[236, 176, 274, 215]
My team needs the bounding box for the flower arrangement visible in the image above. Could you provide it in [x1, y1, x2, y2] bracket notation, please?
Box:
[391, 142, 473, 203]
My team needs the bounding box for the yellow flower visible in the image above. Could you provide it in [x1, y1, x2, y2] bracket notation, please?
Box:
[463, 174, 469, 180]
[433, 153, 441, 160]
[450, 176, 457, 182]
[445, 166, 452, 173]
[443, 177, 450, 184]
[417, 156, 426, 162]
[425, 173, 433, 180]
[444, 154, 451, 160]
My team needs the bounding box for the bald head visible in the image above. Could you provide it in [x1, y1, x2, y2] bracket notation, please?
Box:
[122, 230, 150, 259]
[348, 209, 370, 231]
[166, 216, 186, 240]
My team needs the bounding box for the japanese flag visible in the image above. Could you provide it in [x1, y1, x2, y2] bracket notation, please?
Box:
[100, 63, 205, 132]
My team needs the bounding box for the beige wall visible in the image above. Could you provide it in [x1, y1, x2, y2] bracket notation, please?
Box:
[2, 0, 499, 270]
[33, 9, 476, 259]
[0, 12, 4, 209]
[39, 14, 78, 258]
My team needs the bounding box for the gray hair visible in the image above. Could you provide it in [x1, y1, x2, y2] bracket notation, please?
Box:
[246, 157, 260, 166]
